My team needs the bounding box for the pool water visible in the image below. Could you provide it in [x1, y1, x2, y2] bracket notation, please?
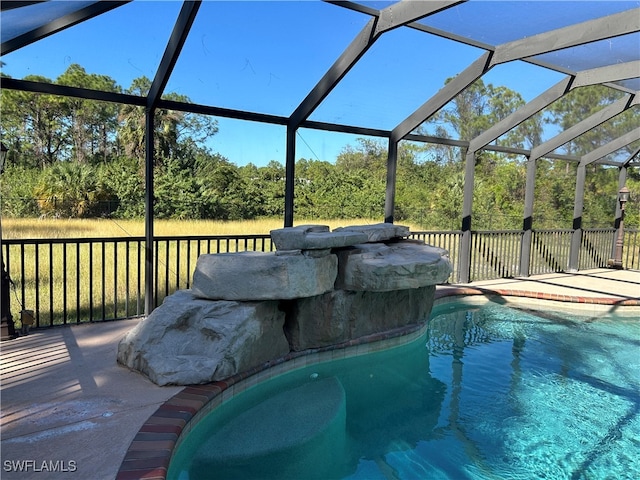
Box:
[168, 301, 640, 480]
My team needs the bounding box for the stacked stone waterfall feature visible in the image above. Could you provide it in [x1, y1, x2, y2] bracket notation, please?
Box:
[117, 224, 452, 386]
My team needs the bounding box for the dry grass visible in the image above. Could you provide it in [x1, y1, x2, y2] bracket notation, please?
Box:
[1, 217, 414, 239]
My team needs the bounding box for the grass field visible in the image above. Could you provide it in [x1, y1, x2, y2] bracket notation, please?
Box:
[2, 217, 416, 239]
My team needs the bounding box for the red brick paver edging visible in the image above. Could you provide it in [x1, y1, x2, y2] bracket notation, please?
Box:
[434, 285, 640, 306]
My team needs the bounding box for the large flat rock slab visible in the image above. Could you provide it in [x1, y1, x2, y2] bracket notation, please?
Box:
[192, 251, 337, 301]
[270, 224, 368, 251]
[117, 290, 289, 385]
[335, 240, 452, 292]
[333, 222, 410, 242]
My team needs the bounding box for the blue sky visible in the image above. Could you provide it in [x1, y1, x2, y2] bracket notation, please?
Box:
[1, 0, 594, 167]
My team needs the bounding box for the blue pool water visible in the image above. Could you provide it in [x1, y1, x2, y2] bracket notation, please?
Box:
[168, 301, 640, 480]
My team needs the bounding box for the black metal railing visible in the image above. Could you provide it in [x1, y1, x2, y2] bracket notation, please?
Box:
[580, 228, 615, 270]
[2, 234, 272, 328]
[622, 229, 640, 270]
[529, 229, 573, 275]
[470, 230, 523, 280]
[2, 229, 638, 329]
[151, 235, 274, 307]
[412, 228, 638, 282]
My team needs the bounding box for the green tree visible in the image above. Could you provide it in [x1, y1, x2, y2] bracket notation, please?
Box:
[0, 164, 41, 216]
[117, 76, 218, 164]
[295, 158, 336, 218]
[57, 64, 121, 164]
[153, 156, 204, 219]
[195, 153, 249, 220]
[533, 160, 576, 228]
[544, 85, 639, 228]
[34, 162, 113, 218]
[473, 154, 526, 229]
[336, 138, 387, 174]
[100, 156, 145, 218]
[332, 140, 387, 218]
[402, 79, 544, 229]
[254, 161, 286, 218]
[421, 78, 543, 151]
[1, 75, 68, 167]
[546, 85, 631, 157]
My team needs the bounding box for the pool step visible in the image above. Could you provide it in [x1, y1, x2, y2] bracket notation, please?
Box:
[191, 376, 346, 479]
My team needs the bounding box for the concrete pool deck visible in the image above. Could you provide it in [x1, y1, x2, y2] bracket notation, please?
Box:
[1, 268, 638, 480]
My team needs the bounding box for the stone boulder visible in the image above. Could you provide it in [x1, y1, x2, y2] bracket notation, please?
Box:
[118, 225, 454, 385]
[286, 286, 436, 351]
[117, 290, 289, 386]
[192, 250, 337, 301]
[270, 224, 368, 251]
[335, 240, 452, 292]
[333, 223, 410, 242]
[282, 293, 350, 351]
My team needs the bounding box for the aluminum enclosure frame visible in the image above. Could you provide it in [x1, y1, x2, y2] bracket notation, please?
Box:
[1, 0, 639, 308]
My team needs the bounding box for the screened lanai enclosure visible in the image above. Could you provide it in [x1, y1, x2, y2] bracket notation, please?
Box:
[1, 1, 639, 327]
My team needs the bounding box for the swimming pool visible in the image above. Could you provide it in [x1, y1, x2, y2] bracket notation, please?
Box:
[168, 300, 640, 480]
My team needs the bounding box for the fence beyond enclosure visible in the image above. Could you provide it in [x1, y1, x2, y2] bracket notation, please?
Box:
[2, 229, 638, 329]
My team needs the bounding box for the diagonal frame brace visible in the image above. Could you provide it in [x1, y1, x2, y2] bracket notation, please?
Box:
[490, 8, 640, 66]
[580, 127, 640, 166]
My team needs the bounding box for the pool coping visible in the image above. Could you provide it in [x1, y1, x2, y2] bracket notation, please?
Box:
[115, 286, 640, 480]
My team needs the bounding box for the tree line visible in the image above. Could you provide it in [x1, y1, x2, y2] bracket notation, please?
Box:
[1, 64, 638, 229]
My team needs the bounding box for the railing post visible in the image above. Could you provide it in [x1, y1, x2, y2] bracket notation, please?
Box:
[144, 108, 155, 316]
[568, 164, 586, 272]
[1, 260, 16, 340]
[519, 157, 536, 277]
[611, 166, 627, 260]
[1, 186, 17, 337]
[458, 150, 476, 283]
[384, 138, 398, 224]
